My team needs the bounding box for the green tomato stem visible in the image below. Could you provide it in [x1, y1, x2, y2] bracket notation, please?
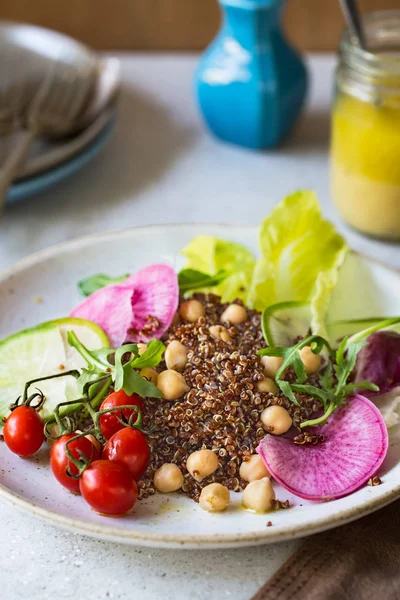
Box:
[65, 429, 99, 478]
[93, 404, 144, 431]
[88, 376, 112, 410]
[20, 370, 80, 405]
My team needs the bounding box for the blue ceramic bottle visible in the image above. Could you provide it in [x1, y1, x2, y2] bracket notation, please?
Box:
[195, 0, 308, 149]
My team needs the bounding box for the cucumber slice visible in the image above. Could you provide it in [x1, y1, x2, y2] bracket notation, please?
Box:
[261, 301, 312, 347]
[0, 318, 109, 422]
[327, 317, 400, 349]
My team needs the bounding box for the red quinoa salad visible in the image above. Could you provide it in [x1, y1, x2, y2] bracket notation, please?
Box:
[0, 191, 398, 517]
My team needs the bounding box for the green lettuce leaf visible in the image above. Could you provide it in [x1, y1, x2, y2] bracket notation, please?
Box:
[178, 269, 230, 294]
[247, 190, 348, 332]
[181, 236, 255, 302]
[78, 273, 129, 297]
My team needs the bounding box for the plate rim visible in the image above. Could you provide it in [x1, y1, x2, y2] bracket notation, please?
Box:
[0, 223, 399, 548]
[17, 106, 115, 180]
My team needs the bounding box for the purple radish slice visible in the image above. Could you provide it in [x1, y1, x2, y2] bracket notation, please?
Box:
[354, 331, 400, 395]
[71, 264, 179, 347]
[257, 395, 388, 501]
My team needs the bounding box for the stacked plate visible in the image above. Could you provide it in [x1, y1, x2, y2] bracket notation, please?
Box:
[7, 58, 119, 204]
[0, 24, 120, 204]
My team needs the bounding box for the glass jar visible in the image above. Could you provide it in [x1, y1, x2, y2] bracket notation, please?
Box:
[331, 11, 400, 240]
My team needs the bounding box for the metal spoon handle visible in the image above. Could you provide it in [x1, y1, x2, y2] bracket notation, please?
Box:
[0, 125, 38, 212]
[339, 0, 366, 49]
[0, 69, 53, 214]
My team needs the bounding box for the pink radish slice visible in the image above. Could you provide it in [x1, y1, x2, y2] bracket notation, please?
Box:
[123, 264, 179, 343]
[70, 284, 135, 348]
[257, 395, 388, 501]
[71, 264, 178, 347]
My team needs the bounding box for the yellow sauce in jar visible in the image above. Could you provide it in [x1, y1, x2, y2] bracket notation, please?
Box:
[331, 92, 400, 239]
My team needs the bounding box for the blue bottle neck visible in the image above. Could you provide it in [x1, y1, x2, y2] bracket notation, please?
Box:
[219, 0, 283, 50]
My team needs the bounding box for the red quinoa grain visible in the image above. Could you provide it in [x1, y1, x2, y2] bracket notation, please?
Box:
[139, 294, 322, 501]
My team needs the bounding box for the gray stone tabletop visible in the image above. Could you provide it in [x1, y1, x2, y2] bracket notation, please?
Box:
[0, 54, 398, 600]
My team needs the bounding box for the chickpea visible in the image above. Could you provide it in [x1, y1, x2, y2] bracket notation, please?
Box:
[75, 430, 102, 453]
[260, 405, 292, 435]
[179, 300, 205, 322]
[165, 340, 188, 372]
[221, 304, 247, 325]
[242, 478, 275, 512]
[140, 367, 158, 384]
[299, 345, 321, 375]
[209, 325, 231, 342]
[260, 355, 284, 378]
[239, 454, 270, 482]
[85, 433, 102, 453]
[186, 449, 219, 482]
[154, 463, 184, 493]
[46, 422, 61, 447]
[157, 370, 189, 400]
[137, 343, 147, 355]
[199, 483, 230, 512]
[257, 377, 278, 394]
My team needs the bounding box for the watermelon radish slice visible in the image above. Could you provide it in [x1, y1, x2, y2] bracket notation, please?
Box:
[71, 284, 134, 349]
[122, 264, 179, 343]
[71, 264, 179, 347]
[257, 395, 388, 501]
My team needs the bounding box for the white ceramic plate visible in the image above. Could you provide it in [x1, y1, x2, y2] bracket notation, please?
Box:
[0, 224, 399, 549]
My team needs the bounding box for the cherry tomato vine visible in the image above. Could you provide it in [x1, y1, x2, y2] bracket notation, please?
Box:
[3, 369, 152, 516]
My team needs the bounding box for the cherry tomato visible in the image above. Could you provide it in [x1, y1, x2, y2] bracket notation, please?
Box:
[3, 405, 44, 457]
[99, 390, 144, 439]
[50, 433, 101, 493]
[102, 427, 149, 479]
[79, 460, 138, 516]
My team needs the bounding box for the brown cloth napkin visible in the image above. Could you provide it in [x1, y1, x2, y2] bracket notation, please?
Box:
[251, 500, 400, 600]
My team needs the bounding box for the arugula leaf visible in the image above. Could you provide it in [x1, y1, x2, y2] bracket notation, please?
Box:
[277, 380, 300, 406]
[259, 336, 333, 415]
[299, 400, 337, 428]
[318, 360, 334, 391]
[115, 365, 162, 398]
[334, 338, 366, 397]
[68, 334, 165, 400]
[290, 383, 334, 410]
[345, 381, 379, 395]
[300, 333, 380, 427]
[78, 273, 129, 297]
[76, 366, 105, 395]
[68, 331, 113, 371]
[258, 332, 377, 429]
[114, 344, 140, 392]
[112, 342, 165, 398]
[178, 269, 230, 294]
[131, 340, 166, 369]
[259, 335, 333, 383]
